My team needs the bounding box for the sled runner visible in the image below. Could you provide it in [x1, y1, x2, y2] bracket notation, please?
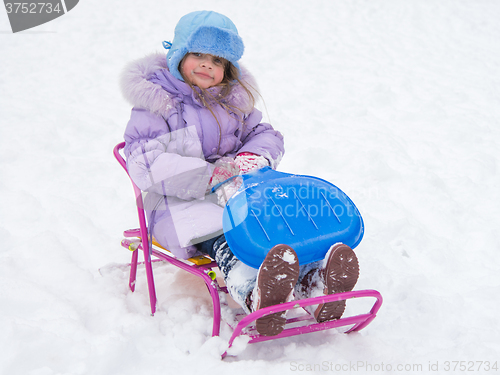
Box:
[113, 142, 382, 357]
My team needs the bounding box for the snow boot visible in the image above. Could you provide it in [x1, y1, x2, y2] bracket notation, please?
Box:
[250, 244, 300, 336]
[296, 243, 359, 323]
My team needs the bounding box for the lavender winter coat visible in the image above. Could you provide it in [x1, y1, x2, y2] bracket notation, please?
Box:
[121, 53, 284, 259]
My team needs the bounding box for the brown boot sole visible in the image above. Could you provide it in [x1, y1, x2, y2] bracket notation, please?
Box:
[255, 244, 300, 336]
[314, 244, 359, 323]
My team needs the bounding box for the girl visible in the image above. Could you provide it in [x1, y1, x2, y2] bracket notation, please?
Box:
[121, 10, 359, 336]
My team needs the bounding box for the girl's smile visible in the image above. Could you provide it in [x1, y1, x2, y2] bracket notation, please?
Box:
[181, 53, 226, 89]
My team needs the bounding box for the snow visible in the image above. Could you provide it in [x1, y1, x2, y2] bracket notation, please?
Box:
[1, 0, 500, 373]
[282, 250, 298, 265]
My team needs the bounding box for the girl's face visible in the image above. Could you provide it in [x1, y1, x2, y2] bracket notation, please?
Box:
[181, 53, 226, 89]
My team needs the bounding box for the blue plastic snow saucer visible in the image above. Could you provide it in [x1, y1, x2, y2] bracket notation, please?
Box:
[222, 167, 364, 269]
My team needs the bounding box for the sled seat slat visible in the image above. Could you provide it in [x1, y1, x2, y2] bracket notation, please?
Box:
[122, 228, 213, 266]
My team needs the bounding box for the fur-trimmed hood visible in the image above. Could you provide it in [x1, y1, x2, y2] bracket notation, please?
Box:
[120, 52, 258, 117]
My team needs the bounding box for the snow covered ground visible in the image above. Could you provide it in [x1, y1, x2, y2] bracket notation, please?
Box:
[1, 0, 499, 374]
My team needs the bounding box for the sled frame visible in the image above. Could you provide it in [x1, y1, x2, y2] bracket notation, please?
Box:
[113, 142, 382, 354]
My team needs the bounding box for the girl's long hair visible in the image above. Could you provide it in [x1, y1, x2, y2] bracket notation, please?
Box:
[179, 55, 259, 154]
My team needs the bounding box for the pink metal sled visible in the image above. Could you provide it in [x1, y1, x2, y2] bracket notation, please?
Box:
[113, 142, 382, 357]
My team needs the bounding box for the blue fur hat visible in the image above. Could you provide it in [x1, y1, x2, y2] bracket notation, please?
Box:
[164, 11, 244, 81]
